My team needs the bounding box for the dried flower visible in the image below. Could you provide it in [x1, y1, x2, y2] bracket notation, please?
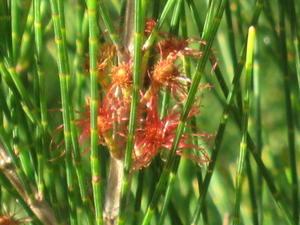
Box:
[110, 62, 132, 89]
[146, 52, 190, 101]
[76, 98, 115, 145]
[152, 54, 180, 86]
[144, 19, 157, 36]
[78, 34, 211, 166]
[84, 43, 116, 91]
[157, 38, 206, 59]
[134, 96, 208, 169]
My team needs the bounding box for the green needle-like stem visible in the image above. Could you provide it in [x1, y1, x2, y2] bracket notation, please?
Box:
[98, 1, 123, 53]
[119, 1, 144, 224]
[49, 0, 78, 224]
[34, 0, 48, 199]
[11, 0, 20, 62]
[157, 1, 185, 224]
[232, 26, 255, 225]
[86, 0, 104, 224]
[278, 1, 299, 223]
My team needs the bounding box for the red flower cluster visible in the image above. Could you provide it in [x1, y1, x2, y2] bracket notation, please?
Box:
[77, 21, 211, 168]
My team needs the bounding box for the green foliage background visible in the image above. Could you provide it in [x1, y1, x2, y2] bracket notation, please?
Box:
[0, 0, 299, 225]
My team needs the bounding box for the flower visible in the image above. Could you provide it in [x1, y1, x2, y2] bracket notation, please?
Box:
[84, 43, 116, 91]
[134, 96, 209, 169]
[110, 61, 132, 89]
[143, 37, 208, 103]
[78, 35, 211, 164]
[145, 52, 190, 102]
[76, 98, 115, 145]
[157, 38, 206, 59]
[144, 19, 157, 36]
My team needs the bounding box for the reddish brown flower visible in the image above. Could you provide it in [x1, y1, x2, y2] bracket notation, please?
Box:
[152, 54, 179, 86]
[76, 98, 115, 145]
[84, 43, 116, 91]
[157, 38, 206, 59]
[144, 19, 157, 36]
[97, 43, 116, 71]
[149, 52, 190, 101]
[110, 61, 132, 89]
[134, 96, 209, 169]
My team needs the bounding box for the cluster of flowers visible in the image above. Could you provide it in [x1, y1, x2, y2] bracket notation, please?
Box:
[79, 20, 211, 169]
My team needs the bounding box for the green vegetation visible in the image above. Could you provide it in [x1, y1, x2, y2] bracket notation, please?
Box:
[0, 0, 299, 225]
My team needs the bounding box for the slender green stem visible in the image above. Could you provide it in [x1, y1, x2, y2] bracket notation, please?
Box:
[17, 2, 34, 73]
[232, 26, 255, 225]
[71, 119, 94, 225]
[232, 0, 245, 40]
[157, 1, 185, 224]
[57, 0, 69, 76]
[49, 0, 78, 224]
[86, 0, 103, 224]
[98, 1, 123, 52]
[180, 5, 223, 221]
[69, 11, 94, 217]
[286, 0, 300, 95]
[0, 62, 40, 127]
[246, 156, 259, 225]
[0, 85, 10, 120]
[225, 1, 238, 76]
[34, 0, 48, 198]
[119, 0, 127, 30]
[278, 1, 298, 223]
[133, 170, 144, 224]
[201, 47, 296, 225]
[190, 45, 240, 225]
[186, 0, 202, 32]
[159, 0, 183, 119]
[0, 0, 12, 59]
[143, 0, 177, 50]
[11, 0, 19, 62]
[169, 201, 184, 225]
[157, 173, 176, 225]
[72, 2, 94, 224]
[253, 35, 263, 225]
[74, 1, 87, 109]
[119, 1, 144, 224]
